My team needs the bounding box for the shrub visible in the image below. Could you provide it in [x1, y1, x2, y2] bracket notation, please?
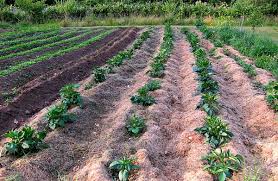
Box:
[203, 149, 244, 181]
[109, 157, 140, 181]
[46, 104, 76, 130]
[0, 6, 26, 23]
[15, 0, 46, 22]
[4, 126, 47, 156]
[60, 84, 82, 108]
[195, 116, 233, 148]
[126, 114, 145, 136]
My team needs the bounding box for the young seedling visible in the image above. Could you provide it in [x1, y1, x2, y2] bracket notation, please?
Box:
[203, 149, 244, 181]
[126, 114, 146, 136]
[109, 157, 140, 181]
[60, 84, 82, 108]
[46, 104, 76, 130]
[4, 126, 47, 156]
[131, 86, 155, 106]
[195, 116, 233, 148]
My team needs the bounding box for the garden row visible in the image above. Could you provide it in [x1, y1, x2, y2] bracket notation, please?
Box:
[107, 24, 174, 180]
[0, 28, 139, 135]
[183, 28, 244, 181]
[197, 23, 278, 112]
[1, 27, 150, 158]
[0, 28, 112, 77]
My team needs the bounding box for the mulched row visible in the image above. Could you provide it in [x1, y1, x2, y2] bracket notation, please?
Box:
[0, 27, 140, 136]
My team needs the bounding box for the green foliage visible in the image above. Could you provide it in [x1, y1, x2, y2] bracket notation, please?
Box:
[0, 29, 113, 77]
[0, 30, 79, 56]
[195, 116, 233, 148]
[93, 67, 108, 83]
[212, 26, 278, 79]
[150, 24, 173, 78]
[60, 84, 82, 108]
[234, 56, 257, 77]
[203, 149, 244, 181]
[265, 81, 278, 112]
[109, 157, 140, 181]
[4, 126, 47, 156]
[15, 0, 46, 22]
[126, 114, 145, 136]
[46, 104, 76, 130]
[144, 80, 161, 91]
[131, 86, 155, 106]
[197, 93, 219, 116]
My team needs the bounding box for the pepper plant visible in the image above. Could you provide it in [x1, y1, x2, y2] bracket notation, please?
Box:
[4, 126, 47, 156]
[109, 157, 140, 181]
[203, 149, 244, 181]
[195, 116, 233, 148]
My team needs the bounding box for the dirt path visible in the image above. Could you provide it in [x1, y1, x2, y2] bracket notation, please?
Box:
[0, 28, 140, 136]
[195, 29, 278, 180]
[0, 27, 161, 181]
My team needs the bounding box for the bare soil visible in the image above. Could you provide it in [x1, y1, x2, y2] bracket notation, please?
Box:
[0, 28, 140, 136]
[195, 28, 278, 180]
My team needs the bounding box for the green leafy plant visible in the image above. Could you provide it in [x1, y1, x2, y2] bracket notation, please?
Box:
[234, 56, 257, 78]
[60, 84, 82, 108]
[195, 116, 233, 148]
[93, 67, 108, 83]
[203, 149, 244, 181]
[109, 157, 140, 181]
[126, 114, 145, 136]
[46, 104, 76, 130]
[265, 81, 278, 112]
[131, 86, 155, 106]
[4, 126, 47, 156]
[149, 24, 173, 78]
[197, 93, 219, 116]
[144, 80, 161, 91]
[198, 79, 219, 94]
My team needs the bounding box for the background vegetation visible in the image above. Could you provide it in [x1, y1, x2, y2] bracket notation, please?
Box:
[0, 0, 277, 26]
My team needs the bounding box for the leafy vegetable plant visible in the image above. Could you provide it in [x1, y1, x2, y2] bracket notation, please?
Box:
[126, 114, 145, 136]
[144, 80, 161, 91]
[4, 126, 47, 156]
[265, 81, 278, 112]
[131, 86, 155, 106]
[109, 157, 140, 181]
[197, 93, 219, 116]
[46, 104, 76, 130]
[60, 84, 82, 108]
[203, 149, 244, 181]
[93, 67, 108, 83]
[195, 116, 233, 148]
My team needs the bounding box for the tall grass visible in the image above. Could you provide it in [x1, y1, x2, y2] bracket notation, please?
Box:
[213, 26, 278, 79]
